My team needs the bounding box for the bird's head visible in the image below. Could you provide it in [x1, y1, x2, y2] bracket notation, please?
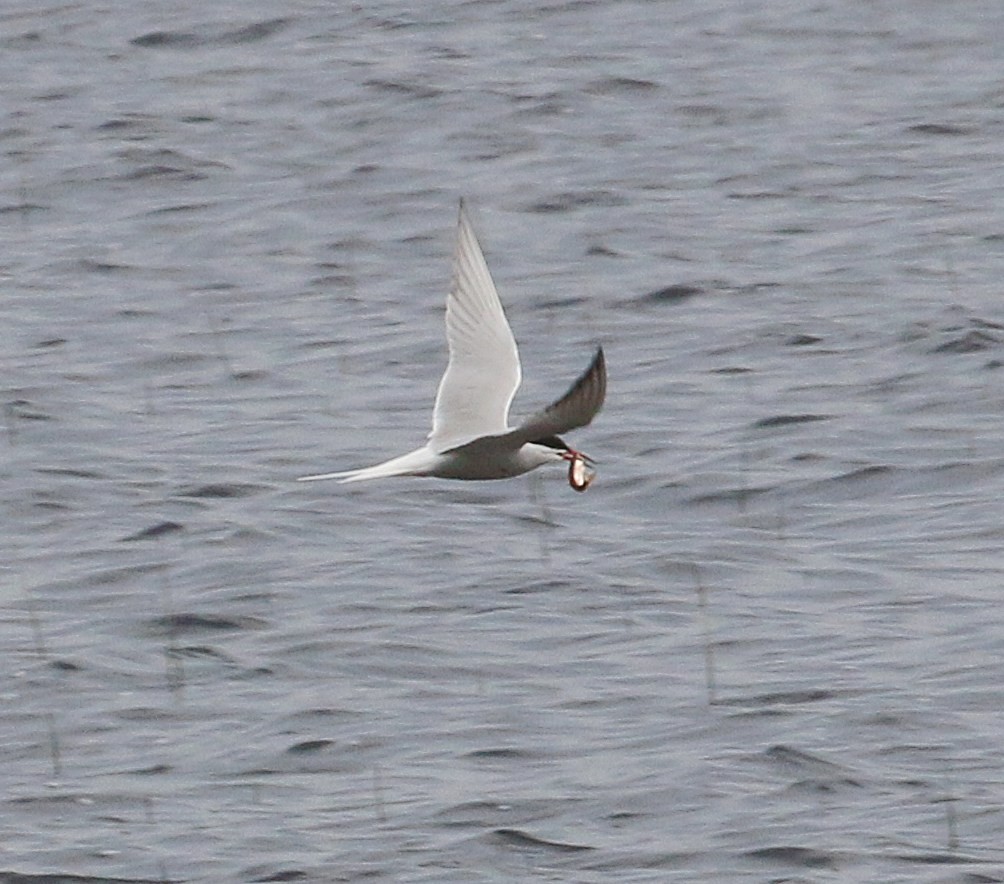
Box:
[529, 435, 595, 467]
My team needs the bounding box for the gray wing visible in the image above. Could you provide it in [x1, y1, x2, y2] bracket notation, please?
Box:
[506, 347, 606, 445]
[428, 201, 522, 453]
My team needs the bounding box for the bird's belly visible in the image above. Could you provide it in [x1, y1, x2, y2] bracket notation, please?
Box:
[432, 439, 530, 480]
[434, 454, 526, 480]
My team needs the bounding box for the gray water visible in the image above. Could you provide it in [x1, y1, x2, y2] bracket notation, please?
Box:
[3, 1, 1004, 881]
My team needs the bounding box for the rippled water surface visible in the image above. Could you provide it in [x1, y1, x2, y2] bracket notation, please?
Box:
[4, 1, 1004, 881]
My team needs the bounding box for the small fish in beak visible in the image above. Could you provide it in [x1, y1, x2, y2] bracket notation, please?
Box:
[566, 450, 596, 492]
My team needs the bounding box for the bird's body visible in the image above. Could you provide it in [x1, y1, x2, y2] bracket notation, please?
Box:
[298, 202, 605, 486]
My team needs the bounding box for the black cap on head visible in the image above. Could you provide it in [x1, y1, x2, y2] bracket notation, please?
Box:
[530, 435, 569, 452]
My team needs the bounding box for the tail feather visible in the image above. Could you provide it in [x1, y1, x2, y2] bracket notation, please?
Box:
[297, 447, 437, 484]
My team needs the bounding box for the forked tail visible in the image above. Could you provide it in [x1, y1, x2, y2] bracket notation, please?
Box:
[297, 447, 436, 484]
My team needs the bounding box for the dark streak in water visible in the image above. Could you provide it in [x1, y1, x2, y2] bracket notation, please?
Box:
[0, 871, 172, 883]
[491, 828, 595, 853]
[287, 739, 334, 754]
[121, 521, 185, 541]
[150, 613, 268, 635]
[9, 400, 52, 421]
[131, 17, 289, 48]
[746, 845, 838, 868]
[719, 689, 835, 707]
[467, 747, 533, 759]
[528, 190, 627, 213]
[37, 467, 105, 479]
[178, 483, 259, 499]
[688, 486, 772, 505]
[585, 76, 660, 95]
[49, 659, 82, 672]
[932, 330, 998, 353]
[907, 122, 972, 136]
[831, 465, 894, 483]
[635, 283, 704, 304]
[754, 414, 829, 428]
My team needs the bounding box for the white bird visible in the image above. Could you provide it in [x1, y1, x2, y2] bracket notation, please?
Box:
[298, 201, 606, 486]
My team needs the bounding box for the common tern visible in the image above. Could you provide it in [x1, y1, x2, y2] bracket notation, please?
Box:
[298, 202, 605, 487]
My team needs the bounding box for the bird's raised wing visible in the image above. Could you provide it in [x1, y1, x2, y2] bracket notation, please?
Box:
[429, 202, 522, 453]
[505, 347, 606, 445]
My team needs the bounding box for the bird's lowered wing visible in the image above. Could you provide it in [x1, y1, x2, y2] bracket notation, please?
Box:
[504, 346, 606, 446]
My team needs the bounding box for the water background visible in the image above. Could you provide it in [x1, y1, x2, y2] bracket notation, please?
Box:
[3, 1, 1004, 881]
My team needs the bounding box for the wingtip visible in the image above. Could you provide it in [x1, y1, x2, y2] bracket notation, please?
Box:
[455, 198, 470, 234]
[590, 345, 606, 379]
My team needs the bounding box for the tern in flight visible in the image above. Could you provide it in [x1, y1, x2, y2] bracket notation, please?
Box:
[298, 202, 606, 488]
